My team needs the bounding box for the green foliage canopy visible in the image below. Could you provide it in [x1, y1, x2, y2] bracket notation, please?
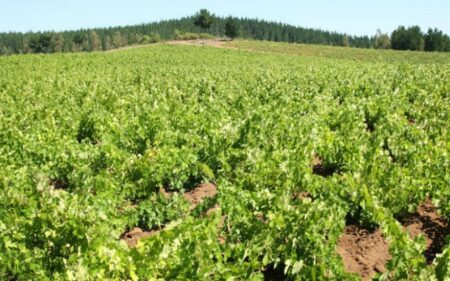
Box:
[225, 17, 239, 39]
[0, 42, 449, 280]
[193, 9, 215, 32]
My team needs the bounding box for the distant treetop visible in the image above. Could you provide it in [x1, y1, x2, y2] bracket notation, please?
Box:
[0, 11, 449, 55]
[193, 9, 215, 32]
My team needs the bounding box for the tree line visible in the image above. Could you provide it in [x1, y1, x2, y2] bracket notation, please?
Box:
[372, 26, 450, 52]
[0, 10, 449, 55]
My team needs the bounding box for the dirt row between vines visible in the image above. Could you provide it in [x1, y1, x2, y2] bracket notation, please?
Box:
[166, 39, 230, 48]
[120, 183, 448, 280]
[106, 39, 233, 53]
[337, 199, 450, 281]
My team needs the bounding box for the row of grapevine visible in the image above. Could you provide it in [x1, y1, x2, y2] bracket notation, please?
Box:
[0, 43, 449, 280]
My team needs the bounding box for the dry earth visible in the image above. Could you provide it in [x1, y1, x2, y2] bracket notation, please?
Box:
[337, 225, 391, 281]
[166, 39, 228, 48]
[337, 199, 449, 280]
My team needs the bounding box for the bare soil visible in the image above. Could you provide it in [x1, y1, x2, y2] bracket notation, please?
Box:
[121, 227, 159, 247]
[166, 39, 228, 48]
[107, 39, 232, 53]
[184, 182, 218, 209]
[159, 186, 172, 199]
[401, 199, 450, 263]
[337, 225, 391, 281]
[337, 200, 449, 280]
[105, 43, 158, 53]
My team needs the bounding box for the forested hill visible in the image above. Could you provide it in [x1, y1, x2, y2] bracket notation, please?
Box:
[0, 16, 372, 55]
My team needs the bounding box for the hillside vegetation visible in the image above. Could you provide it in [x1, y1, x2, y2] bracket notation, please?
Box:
[225, 40, 450, 64]
[0, 42, 449, 280]
[1, 10, 448, 56]
[0, 16, 372, 55]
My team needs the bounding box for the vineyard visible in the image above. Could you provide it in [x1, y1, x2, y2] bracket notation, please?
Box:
[225, 40, 450, 64]
[0, 42, 449, 280]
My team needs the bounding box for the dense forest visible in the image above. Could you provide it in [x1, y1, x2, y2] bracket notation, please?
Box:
[0, 12, 449, 55]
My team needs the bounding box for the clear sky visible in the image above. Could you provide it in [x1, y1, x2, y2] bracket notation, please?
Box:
[1, 0, 449, 36]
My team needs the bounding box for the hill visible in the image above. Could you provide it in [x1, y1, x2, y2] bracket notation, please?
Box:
[224, 40, 450, 64]
[163, 38, 450, 64]
[0, 15, 373, 55]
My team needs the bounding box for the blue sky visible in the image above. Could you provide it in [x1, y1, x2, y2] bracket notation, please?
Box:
[1, 0, 449, 36]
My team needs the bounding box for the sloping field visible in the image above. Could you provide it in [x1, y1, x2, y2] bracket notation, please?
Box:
[0, 43, 449, 280]
[225, 40, 450, 64]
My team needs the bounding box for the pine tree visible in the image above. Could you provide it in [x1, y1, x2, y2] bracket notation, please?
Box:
[104, 36, 112, 50]
[0, 45, 12, 55]
[3, 13, 449, 55]
[52, 33, 64, 52]
[72, 34, 84, 52]
[391, 26, 424, 51]
[225, 17, 239, 40]
[373, 29, 391, 49]
[21, 37, 30, 54]
[341, 35, 350, 47]
[81, 34, 90, 51]
[89, 31, 102, 51]
[130, 33, 143, 44]
[424, 28, 450, 52]
[112, 31, 124, 48]
[28, 34, 53, 53]
[149, 32, 161, 43]
[193, 9, 214, 33]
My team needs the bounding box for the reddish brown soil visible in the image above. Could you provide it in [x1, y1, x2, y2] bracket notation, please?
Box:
[190, 183, 226, 245]
[217, 236, 226, 245]
[312, 154, 322, 166]
[159, 186, 172, 199]
[121, 227, 159, 247]
[292, 191, 313, 201]
[401, 199, 450, 263]
[166, 39, 228, 48]
[184, 183, 218, 209]
[107, 39, 234, 53]
[255, 212, 267, 223]
[337, 225, 391, 281]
